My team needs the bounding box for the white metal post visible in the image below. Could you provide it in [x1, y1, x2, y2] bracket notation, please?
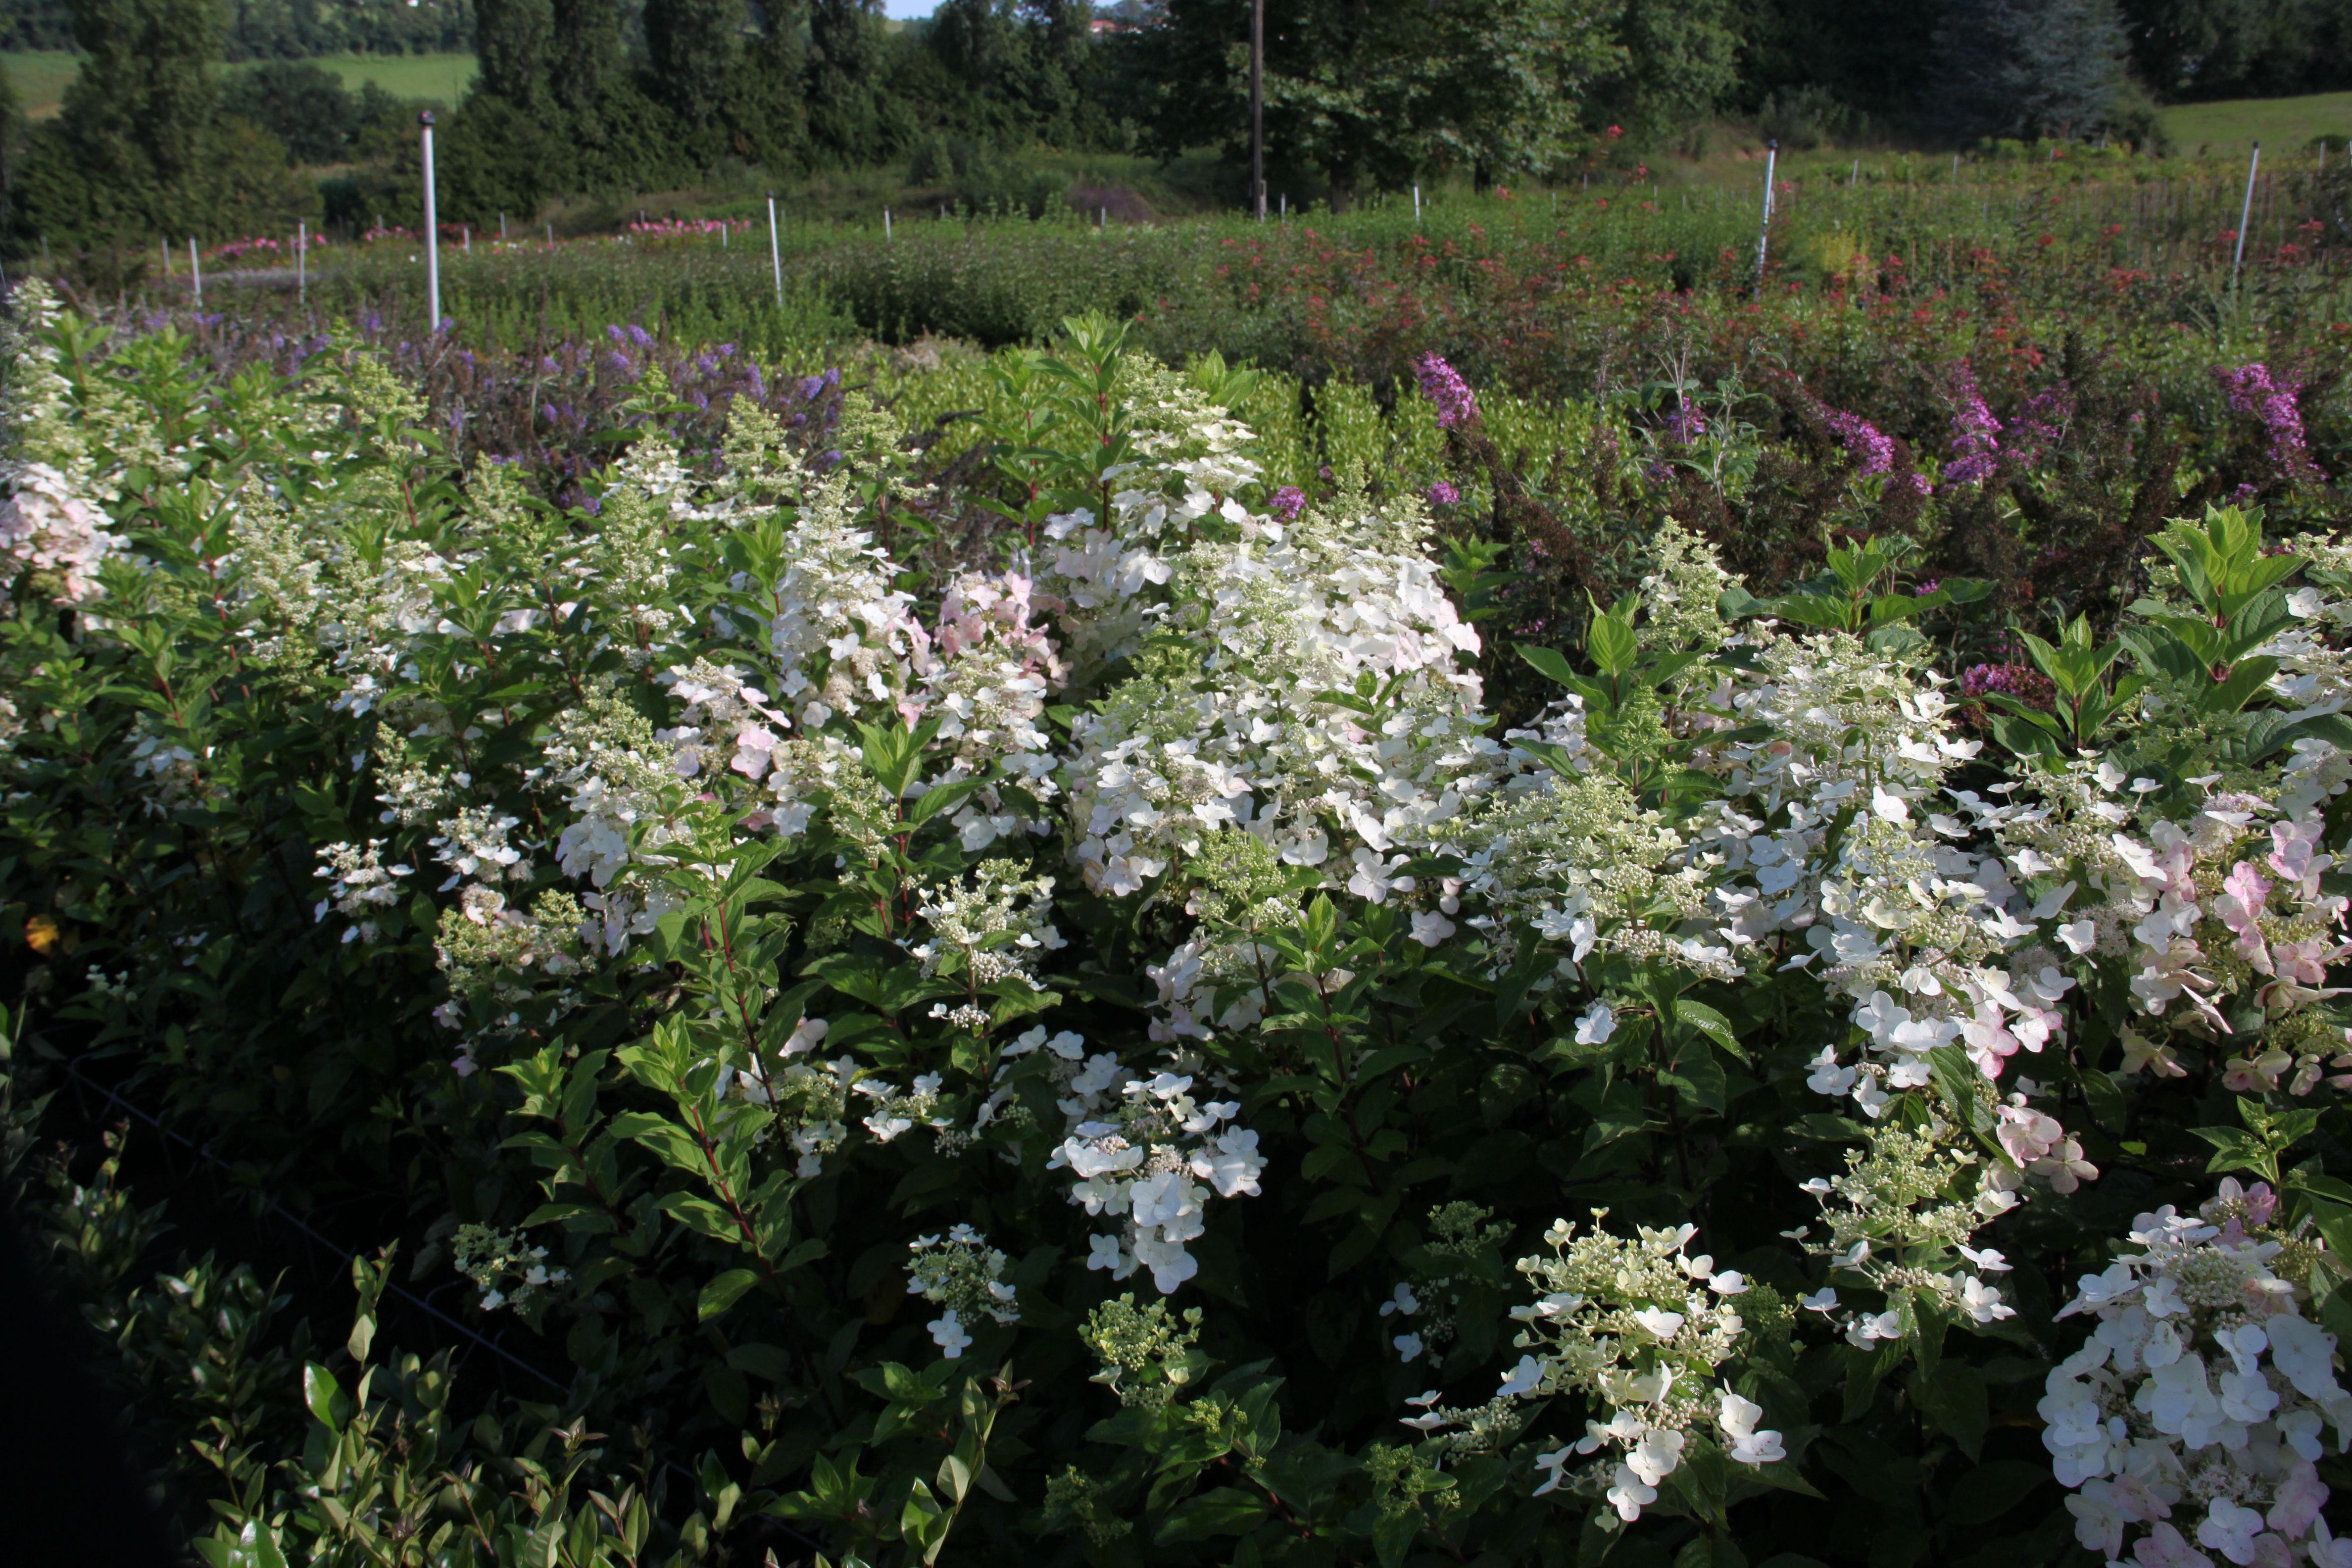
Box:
[1756, 140, 1778, 278]
[2232, 141, 2261, 295]
[1412, 184, 1421, 224]
[420, 110, 441, 332]
[190, 239, 201, 307]
[768, 193, 783, 311]
[297, 220, 306, 305]
[884, 207, 892, 240]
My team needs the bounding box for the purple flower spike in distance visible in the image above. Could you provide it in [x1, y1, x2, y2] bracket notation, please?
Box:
[1426, 481, 1459, 507]
[1271, 486, 1306, 520]
[1414, 352, 1478, 429]
[2215, 363, 2325, 483]
[1943, 361, 2003, 487]
[1823, 409, 1894, 476]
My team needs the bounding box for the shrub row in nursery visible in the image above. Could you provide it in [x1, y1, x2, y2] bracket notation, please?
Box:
[10, 283, 2352, 1568]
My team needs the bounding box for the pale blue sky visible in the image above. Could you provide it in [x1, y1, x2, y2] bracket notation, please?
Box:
[882, 0, 935, 17]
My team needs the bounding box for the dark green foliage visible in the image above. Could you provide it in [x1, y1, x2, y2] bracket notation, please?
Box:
[807, 0, 903, 163]
[1932, 0, 2130, 143]
[1587, 0, 1744, 145]
[549, 0, 631, 159]
[474, 0, 554, 116]
[3, 0, 480, 55]
[439, 92, 559, 222]
[2117, 0, 2352, 101]
[1730, 0, 1941, 122]
[1137, 0, 1627, 197]
[642, 0, 743, 134]
[216, 59, 367, 164]
[19, 0, 318, 259]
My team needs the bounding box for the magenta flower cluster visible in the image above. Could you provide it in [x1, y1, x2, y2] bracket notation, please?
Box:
[1426, 481, 1460, 507]
[1270, 485, 1306, 520]
[1823, 409, 1894, 476]
[2216, 363, 2326, 483]
[1944, 363, 2003, 487]
[1662, 399, 1708, 442]
[1414, 352, 1478, 429]
[1960, 662, 2049, 704]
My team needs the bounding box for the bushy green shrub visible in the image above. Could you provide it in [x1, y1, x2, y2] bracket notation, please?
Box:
[10, 289, 2352, 1568]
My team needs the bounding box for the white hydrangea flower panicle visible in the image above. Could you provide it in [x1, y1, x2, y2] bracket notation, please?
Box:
[1058, 489, 1493, 907]
[1691, 622, 2098, 1125]
[313, 839, 415, 944]
[2039, 1180, 2352, 1568]
[539, 682, 692, 952]
[0, 460, 121, 610]
[1998, 756, 2352, 1101]
[1037, 1040, 1261, 1294]
[1404, 1212, 1787, 1520]
[730, 1018, 853, 1177]
[906, 1225, 1021, 1359]
[1786, 1119, 2024, 1349]
[1377, 1202, 1516, 1365]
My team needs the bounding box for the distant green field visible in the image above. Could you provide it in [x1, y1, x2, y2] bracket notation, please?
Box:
[2163, 91, 2352, 155]
[1, 51, 79, 120]
[2, 50, 477, 120]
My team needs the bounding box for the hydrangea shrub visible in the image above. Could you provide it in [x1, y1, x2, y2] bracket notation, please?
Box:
[8, 284, 2352, 1568]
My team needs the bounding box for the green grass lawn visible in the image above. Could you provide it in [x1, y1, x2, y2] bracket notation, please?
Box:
[2163, 91, 2352, 155]
[2, 50, 477, 120]
[2, 51, 80, 120]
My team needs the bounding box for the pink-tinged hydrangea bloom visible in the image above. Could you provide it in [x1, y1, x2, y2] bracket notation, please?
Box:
[0, 463, 117, 607]
[2215, 861, 2273, 961]
[1413, 352, 1478, 428]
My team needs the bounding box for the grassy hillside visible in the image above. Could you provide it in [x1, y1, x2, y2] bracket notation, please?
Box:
[2163, 91, 2352, 155]
[1, 50, 75, 120]
[1, 49, 477, 120]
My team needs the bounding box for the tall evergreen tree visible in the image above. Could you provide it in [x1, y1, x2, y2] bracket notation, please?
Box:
[734, 0, 810, 167]
[548, 0, 628, 151]
[33, 0, 221, 241]
[475, 0, 554, 115]
[645, 0, 744, 130]
[1932, 0, 2128, 141]
[806, 0, 891, 161]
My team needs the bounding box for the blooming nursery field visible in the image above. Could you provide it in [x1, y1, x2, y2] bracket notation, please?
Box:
[7, 153, 2352, 1568]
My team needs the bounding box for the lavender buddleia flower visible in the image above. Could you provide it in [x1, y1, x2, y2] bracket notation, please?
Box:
[2216, 362, 2326, 483]
[1944, 362, 2003, 487]
[1823, 409, 1894, 476]
[1414, 352, 1478, 429]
